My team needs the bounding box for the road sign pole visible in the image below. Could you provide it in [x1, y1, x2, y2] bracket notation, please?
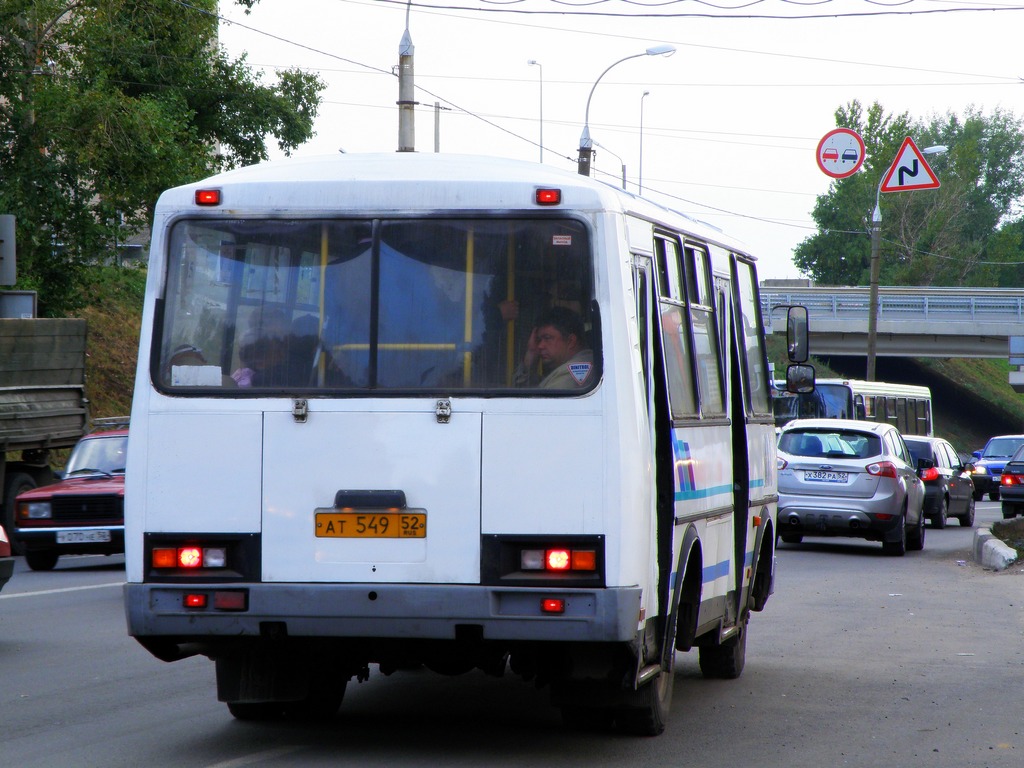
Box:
[866, 200, 882, 382]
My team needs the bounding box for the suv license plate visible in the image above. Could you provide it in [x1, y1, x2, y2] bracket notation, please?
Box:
[56, 529, 112, 544]
[315, 511, 426, 539]
[804, 470, 848, 483]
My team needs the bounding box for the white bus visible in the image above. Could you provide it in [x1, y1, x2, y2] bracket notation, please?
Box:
[124, 153, 797, 735]
[772, 378, 933, 435]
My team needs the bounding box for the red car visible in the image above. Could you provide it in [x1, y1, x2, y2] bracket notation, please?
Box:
[13, 424, 127, 571]
[0, 523, 13, 593]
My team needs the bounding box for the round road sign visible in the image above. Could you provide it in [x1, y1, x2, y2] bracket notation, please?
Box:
[816, 128, 865, 179]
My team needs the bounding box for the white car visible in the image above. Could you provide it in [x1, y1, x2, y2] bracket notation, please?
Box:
[777, 418, 927, 556]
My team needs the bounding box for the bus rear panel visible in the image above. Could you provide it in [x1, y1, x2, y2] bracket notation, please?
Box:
[124, 153, 778, 734]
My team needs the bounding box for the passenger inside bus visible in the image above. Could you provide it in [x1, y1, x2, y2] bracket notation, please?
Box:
[513, 306, 594, 389]
[231, 308, 291, 387]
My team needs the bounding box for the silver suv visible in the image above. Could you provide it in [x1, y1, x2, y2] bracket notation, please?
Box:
[777, 419, 927, 556]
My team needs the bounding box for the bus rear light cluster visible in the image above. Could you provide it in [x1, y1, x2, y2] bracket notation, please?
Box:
[152, 545, 228, 570]
[520, 548, 597, 572]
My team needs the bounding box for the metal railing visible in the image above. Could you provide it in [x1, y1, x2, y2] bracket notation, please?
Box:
[761, 288, 1024, 324]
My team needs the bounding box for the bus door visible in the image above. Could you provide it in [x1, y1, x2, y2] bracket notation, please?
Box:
[634, 253, 678, 661]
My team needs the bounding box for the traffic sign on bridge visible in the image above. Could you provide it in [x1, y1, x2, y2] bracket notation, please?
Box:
[880, 137, 940, 193]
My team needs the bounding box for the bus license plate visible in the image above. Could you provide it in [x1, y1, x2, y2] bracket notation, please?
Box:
[804, 470, 848, 483]
[56, 529, 112, 544]
[315, 511, 426, 539]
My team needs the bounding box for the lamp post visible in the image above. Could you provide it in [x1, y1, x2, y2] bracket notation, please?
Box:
[578, 45, 675, 177]
[639, 90, 650, 193]
[865, 143, 948, 380]
[527, 59, 543, 163]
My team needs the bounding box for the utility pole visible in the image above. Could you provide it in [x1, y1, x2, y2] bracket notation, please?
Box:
[397, 5, 416, 152]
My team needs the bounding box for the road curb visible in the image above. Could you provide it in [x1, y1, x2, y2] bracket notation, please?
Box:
[973, 526, 1018, 571]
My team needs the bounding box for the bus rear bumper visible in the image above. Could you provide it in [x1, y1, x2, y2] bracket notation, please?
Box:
[124, 582, 643, 646]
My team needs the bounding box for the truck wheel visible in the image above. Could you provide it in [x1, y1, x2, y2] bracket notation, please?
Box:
[25, 549, 59, 571]
[3, 471, 36, 555]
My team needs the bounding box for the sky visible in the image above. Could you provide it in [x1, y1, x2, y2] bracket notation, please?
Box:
[214, 0, 1024, 281]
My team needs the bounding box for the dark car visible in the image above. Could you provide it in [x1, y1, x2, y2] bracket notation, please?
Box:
[904, 436, 976, 529]
[12, 423, 127, 571]
[971, 435, 1024, 501]
[998, 444, 1024, 519]
[0, 523, 13, 594]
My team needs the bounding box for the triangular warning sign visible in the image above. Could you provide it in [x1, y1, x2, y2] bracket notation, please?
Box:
[880, 137, 941, 193]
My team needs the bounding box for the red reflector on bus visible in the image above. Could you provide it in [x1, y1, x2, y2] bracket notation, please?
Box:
[195, 189, 221, 206]
[541, 598, 565, 614]
[184, 593, 207, 608]
[214, 591, 248, 611]
[546, 549, 571, 570]
[535, 188, 561, 206]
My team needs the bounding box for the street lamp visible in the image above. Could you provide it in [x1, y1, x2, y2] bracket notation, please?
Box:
[578, 45, 675, 177]
[639, 90, 650, 193]
[865, 143, 948, 380]
[527, 59, 543, 163]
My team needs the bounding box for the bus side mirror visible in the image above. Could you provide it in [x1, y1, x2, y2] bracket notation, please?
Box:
[786, 363, 815, 394]
[786, 305, 808, 363]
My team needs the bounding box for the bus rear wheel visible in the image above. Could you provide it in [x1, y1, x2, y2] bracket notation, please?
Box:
[698, 616, 747, 680]
[616, 666, 674, 736]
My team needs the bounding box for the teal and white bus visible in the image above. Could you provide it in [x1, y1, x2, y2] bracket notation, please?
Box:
[124, 153, 801, 735]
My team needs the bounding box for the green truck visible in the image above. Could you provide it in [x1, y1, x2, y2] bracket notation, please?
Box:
[0, 318, 89, 552]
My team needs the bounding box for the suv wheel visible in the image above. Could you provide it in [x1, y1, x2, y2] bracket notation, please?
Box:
[882, 513, 907, 556]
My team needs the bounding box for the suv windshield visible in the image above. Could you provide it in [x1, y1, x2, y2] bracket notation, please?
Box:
[156, 218, 597, 394]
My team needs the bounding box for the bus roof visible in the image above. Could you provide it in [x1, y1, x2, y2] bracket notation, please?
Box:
[155, 153, 752, 258]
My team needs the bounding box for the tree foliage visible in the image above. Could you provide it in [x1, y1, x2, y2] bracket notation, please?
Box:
[0, 0, 325, 314]
[793, 100, 1024, 288]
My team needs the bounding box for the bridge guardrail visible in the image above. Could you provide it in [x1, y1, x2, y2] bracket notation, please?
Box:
[761, 290, 1024, 323]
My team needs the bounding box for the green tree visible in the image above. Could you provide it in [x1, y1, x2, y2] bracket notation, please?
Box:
[793, 101, 1024, 288]
[0, 0, 325, 314]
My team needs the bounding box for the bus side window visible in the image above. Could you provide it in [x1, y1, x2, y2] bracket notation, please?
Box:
[854, 394, 866, 420]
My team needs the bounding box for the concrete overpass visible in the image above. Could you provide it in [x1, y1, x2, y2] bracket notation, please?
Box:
[760, 285, 1024, 358]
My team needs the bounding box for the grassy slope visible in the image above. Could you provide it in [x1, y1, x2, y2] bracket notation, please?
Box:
[77, 266, 146, 420]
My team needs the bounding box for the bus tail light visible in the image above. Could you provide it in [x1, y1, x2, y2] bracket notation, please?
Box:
[520, 547, 597, 573]
[482, 536, 604, 586]
[152, 546, 228, 570]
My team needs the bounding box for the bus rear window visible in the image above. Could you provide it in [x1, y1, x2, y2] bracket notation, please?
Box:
[156, 218, 597, 394]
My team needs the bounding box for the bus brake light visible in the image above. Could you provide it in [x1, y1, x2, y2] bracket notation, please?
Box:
[195, 189, 221, 206]
[535, 188, 561, 206]
[546, 549, 571, 570]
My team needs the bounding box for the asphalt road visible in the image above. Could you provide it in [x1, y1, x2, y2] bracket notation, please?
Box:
[0, 501, 1020, 767]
